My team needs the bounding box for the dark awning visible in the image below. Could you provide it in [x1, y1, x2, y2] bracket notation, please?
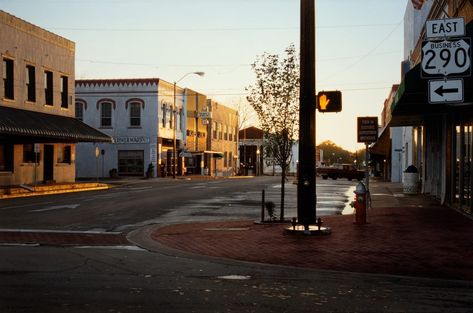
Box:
[390, 21, 473, 127]
[0, 106, 112, 143]
[370, 126, 391, 156]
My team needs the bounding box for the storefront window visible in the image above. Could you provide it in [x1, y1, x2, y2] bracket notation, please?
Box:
[454, 123, 472, 215]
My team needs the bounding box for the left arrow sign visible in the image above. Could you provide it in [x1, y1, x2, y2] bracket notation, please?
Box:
[428, 78, 463, 104]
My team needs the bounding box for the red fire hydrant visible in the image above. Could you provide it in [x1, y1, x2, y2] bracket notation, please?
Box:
[353, 182, 368, 224]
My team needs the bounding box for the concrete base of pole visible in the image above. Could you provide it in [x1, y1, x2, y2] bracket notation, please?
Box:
[284, 225, 331, 236]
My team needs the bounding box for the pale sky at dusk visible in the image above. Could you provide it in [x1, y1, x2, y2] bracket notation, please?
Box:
[1, 0, 410, 151]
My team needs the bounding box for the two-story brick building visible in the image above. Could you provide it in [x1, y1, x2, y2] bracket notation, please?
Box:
[0, 10, 110, 187]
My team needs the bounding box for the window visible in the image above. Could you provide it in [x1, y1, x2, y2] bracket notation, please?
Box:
[100, 102, 112, 127]
[26, 65, 36, 102]
[44, 70, 53, 105]
[23, 144, 37, 163]
[179, 109, 183, 130]
[61, 76, 68, 108]
[224, 125, 228, 141]
[224, 152, 228, 167]
[129, 102, 141, 127]
[212, 121, 217, 139]
[161, 103, 166, 128]
[0, 144, 13, 172]
[3, 58, 14, 100]
[57, 145, 71, 164]
[75, 101, 84, 121]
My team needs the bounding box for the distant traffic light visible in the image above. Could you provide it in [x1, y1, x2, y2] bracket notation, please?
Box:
[317, 90, 342, 113]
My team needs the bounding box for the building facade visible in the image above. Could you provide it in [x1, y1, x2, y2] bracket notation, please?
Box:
[0, 10, 110, 187]
[75, 79, 186, 178]
[388, 0, 473, 215]
[207, 99, 239, 176]
[184, 89, 209, 175]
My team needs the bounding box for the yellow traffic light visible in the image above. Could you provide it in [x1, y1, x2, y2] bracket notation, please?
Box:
[317, 91, 342, 113]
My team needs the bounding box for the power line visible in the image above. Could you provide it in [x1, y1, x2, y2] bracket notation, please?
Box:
[48, 23, 400, 33]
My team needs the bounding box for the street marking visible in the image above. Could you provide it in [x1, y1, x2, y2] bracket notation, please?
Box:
[30, 204, 80, 213]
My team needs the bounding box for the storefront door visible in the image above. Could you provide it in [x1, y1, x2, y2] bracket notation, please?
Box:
[118, 150, 144, 176]
[454, 123, 472, 215]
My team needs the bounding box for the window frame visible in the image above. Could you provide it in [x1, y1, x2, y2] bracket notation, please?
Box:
[26, 64, 36, 102]
[60, 75, 68, 108]
[100, 101, 113, 128]
[3, 58, 14, 100]
[44, 70, 53, 106]
[129, 102, 141, 127]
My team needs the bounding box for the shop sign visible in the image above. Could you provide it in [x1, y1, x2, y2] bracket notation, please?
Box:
[114, 136, 150, 144]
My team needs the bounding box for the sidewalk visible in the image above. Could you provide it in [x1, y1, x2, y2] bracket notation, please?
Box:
[144, 179, 473, 281]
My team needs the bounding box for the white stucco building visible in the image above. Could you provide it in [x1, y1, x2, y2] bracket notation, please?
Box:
[75, 79, 186, 178]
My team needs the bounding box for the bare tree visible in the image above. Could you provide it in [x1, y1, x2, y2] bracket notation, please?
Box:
[246, 44, 300, 222]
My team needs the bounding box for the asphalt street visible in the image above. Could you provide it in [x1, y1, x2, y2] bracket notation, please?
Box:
[2, 245, 471, 313]
[0, 176, 354, 232]
[1, 177, 471, 312]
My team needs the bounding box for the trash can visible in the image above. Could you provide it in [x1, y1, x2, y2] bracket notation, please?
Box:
[403, 165, 419, 194]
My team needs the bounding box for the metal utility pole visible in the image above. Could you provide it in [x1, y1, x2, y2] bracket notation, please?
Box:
[297, 0, 316, 227]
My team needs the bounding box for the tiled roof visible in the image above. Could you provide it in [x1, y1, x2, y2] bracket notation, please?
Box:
[0, 106, 111, 143]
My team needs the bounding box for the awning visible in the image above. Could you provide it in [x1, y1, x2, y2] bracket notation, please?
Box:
[191, 150, 224, 158]
[370, 126, 391, 156]
[390, 21, 473, 127]
[0, 106, 112, 143]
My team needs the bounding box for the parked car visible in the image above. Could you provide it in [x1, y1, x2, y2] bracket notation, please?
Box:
[317, 164, 364, 181]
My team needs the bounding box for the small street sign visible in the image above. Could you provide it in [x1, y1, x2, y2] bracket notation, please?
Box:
[426, 17, 465, 39]
[428, 78, 464, 104]
[198, 111, 212, 119]
[357, 117, 378, 143]
[421, 38, 471, 77]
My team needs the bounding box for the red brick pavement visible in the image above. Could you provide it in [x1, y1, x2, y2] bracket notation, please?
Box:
[0, 231, 129, 246]
[152, 205, 473, 281]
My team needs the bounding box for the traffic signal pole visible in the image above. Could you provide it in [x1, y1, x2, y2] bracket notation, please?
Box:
[297, 0, 316, 228]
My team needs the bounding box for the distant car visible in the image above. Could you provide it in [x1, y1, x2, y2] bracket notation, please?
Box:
[317, 164, 364, 181]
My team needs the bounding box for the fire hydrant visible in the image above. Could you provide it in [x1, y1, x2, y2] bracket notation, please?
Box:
[353, 182, 368, 224]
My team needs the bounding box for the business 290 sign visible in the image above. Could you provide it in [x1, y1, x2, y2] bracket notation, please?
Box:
[421, 38, 471, 77]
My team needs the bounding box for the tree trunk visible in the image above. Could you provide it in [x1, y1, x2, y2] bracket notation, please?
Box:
[280, 164, 286, 222]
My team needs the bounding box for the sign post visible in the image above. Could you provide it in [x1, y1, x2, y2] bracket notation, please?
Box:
[357, 117, 378, 193]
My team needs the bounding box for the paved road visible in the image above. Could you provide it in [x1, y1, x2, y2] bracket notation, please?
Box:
[0, 176, 355, 232]
[1, 245, 471, 313]
[1, 177, 472, 312]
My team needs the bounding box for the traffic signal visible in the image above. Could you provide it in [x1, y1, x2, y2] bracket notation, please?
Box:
[317, 90, 342, 113]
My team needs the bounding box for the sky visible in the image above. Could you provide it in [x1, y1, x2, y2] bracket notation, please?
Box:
[1, 0, 410, 152]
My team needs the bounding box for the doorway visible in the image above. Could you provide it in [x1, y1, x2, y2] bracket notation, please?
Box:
[43, 145, 54, 182]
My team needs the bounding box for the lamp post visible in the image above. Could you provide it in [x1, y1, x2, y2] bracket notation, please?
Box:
[173, 71, 205, 179]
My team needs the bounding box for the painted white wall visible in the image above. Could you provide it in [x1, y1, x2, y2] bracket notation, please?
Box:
[75, 80, 185, 178]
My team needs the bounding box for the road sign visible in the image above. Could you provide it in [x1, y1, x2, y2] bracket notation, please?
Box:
[426, 18, 465, 39]
[421, 38, 471, 77]
[357, 117, 378, 143]
[198, 111, 212, 119]
[428, 78, 464, 104]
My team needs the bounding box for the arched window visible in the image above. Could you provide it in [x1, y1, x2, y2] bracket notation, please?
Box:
[75, 99, 87, 121]
[126, 98, 144, 127]
[97, 99, 116, 128]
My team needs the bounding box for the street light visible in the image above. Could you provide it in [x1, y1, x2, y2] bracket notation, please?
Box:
[173, 71, 205, 178]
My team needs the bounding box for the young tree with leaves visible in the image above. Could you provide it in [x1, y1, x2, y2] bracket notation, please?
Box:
[246, 44, 300, 222]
